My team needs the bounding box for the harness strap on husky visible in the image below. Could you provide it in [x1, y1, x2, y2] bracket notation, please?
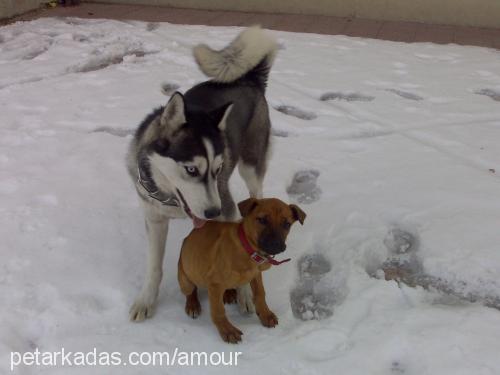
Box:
[137, 165, 180, 207]
[238, 224, 291, 266]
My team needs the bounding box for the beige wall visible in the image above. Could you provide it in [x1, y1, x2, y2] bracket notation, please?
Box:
[0, 0, 43, 19]
[87, 0, 500, 28]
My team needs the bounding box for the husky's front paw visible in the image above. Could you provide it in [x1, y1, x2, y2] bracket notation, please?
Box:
[237, 284, 255, 314]
[129, 299, 156, 322]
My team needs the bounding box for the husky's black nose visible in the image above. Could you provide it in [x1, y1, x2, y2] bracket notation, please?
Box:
[204, 208, 221, 219]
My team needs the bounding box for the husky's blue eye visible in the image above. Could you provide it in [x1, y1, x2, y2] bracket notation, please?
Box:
[185, 166, 199, 176]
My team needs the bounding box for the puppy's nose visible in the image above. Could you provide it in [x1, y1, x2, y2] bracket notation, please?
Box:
[264, 240, 286, 255]
[204, 207, 221, 219]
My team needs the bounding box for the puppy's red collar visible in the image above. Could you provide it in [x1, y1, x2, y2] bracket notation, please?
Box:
[238, 224, 291, 266]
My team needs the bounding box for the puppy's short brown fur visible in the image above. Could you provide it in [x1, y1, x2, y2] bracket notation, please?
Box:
[178, 197, 306, 343]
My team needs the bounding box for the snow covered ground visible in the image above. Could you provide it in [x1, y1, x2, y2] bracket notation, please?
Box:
[1, 17, 500, 374]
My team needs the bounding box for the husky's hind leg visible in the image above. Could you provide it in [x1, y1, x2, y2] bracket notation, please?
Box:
[217, 157, 238, 221]
[239, 98, 270, 200]
[238, 162, 264, 199]
[236, 99, 271, 314]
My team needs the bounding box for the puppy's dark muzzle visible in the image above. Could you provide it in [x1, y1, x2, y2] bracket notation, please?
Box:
[259, 238, 287, 255]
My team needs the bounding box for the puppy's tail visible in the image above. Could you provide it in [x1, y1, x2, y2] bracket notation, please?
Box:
[193, 26, 278, 91]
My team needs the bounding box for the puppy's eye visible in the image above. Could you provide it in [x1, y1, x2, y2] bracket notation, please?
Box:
[257, 217, 268, 225]
[283, 221, 291, 230]
[185, 166, 199, 177]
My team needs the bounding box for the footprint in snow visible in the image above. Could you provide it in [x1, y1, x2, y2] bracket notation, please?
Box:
[375, 228, 500, 311]
[384, 228, 418, 255]
[377, 228, 423, 279]
[286, 169, 321, 204]
[271, 128, 289, 137]
[146, 22, 160, 31]
[64, 18, 95, 26]
[72, 31, 106, 43]
[92, 127, 134, 137]
[69, 55, 127, 73]
[274, 105, 317, 120]
[320, 92, 375, 102]
[72, 34, 90, 43]
[68, 46, 153, 73]
[385, 89, 423, 101]
[391, 361, 406, 374]
[290, 253, 343, 320]
[475, 88, 500, 102]
[22, 43, 52, 60]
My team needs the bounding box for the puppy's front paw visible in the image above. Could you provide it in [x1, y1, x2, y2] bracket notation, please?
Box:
[129, 300, 156, 322]
[258, 310, 278, 328]
[216, 320, 243, 344]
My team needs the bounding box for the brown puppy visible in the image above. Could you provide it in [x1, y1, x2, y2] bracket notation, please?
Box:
[178, 197, 306, 343]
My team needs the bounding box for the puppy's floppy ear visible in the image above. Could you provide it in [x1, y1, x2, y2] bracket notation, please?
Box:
[160, 92, 186, 132]
[289, 204, 306, 225]
[210, 102, 233, 131]
[238, 198, 258, 217]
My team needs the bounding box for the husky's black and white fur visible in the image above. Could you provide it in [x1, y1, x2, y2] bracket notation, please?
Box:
[126, 27, 278, 321]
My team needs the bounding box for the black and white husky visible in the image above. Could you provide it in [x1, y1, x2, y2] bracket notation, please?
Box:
[126, 27, 278, 321]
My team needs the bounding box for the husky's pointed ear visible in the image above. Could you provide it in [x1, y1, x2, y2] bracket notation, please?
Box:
[210, 102, 233, 131]
[289, 204, 306, 225]
[238, 198, 258, 217]
[160, 92, 186, 131]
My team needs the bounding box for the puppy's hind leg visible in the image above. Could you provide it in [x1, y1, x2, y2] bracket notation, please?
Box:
[130, 204, 168, 322]
[178, 258, 201, 318]
[223, 289, 238, 304]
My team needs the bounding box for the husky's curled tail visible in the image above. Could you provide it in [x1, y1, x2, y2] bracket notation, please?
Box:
[193, 26, 277, 91]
